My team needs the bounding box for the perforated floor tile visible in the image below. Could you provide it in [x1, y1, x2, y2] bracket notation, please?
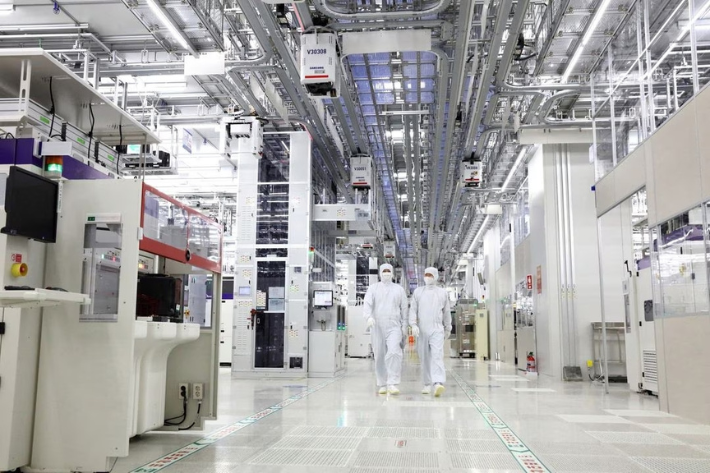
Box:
[512, 388, 557, 392]
[287, 426, 369, 438]
[449, 452, 521, 469]
[587, 431, 682, 445]
[694, 445, 710, 453]
[540, 454, 649, 472]
[558, 414, 632, 424]
[641, 424, 710, 435]
[611, 443, 710, 458]
[248, 448, 353, 466]
[352, 451, 439, 468]
[605, 409, 677, 418]
[577, 423, 654, 432]
[270, 435, 362, 450]
[443, 428, 500, 439]
[390, 400, 475, 408]
[668, 434, 710, 445]
[525, 441, 620, 456]
[349, 469, 440, 473]
[374, 419, 437, 428]
[632, 457, 710, 472]
[367, 427, 441, 439]
[445, 438, 509, 453]
[180, 446, 259, 463]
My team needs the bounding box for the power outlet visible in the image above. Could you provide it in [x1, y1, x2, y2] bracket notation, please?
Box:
[192, 383, 204, 400]
[178, 383, 189, 400]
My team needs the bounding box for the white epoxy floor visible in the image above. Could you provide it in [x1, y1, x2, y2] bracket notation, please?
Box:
[115, 350, 710, 473]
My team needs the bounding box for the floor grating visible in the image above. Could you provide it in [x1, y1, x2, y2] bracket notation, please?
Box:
[611, 443, 710, 458]
[352, 451, 439, 468]
[388, 401, 475, 408]
[605, 409, 677, 418]
[443, 428, 500, 440]
[287, 426, 369, 438]
[349, 469, 440, 473]
[641, 424, 710, 435]
[540, 454, 649, 472]
[631, 456, 710, 473]
[445, 438, 509, 453]
[558, 414, 632, 424]
[270, 435, 362, 450]
[587, 431, 682, 445]
[449, 452, 521, 469]
[247, 448, 353, 466]
[368, 427, 441, 439]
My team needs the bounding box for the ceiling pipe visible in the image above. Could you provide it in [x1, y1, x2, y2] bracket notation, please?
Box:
[327, 19, 454, 31]
[0, 33, 114, 55]
[248, 0, 352, 199]
[312, 0, 453, 21]
[428, 0, 476, 266]
[442, 0, 516, 264]
[463, 0, 514, 151]
[0, 23, 90, 31]
[425, 46, 451, 247]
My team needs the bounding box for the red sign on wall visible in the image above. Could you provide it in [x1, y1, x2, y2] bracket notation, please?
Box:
[526, 274, 533, 290]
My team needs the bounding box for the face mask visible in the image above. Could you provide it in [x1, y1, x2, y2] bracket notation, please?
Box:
[381, 273, 393, 282]
[424, 276, 435, 286]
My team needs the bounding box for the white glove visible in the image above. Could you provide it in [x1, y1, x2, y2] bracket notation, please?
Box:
[366, 317, 375, 329]
[411, 325, 420, 337]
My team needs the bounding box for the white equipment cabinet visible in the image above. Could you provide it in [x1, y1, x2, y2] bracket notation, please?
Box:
[308, 282, 345, 377]
[625, 267, 658, 394]
[220, 299, 234, 365]
[231, 132, 312, 377]
[346, 304, 371, 357]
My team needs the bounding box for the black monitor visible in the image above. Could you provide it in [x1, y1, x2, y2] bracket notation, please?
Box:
[313, 290, 333, 308]
[1, 166, 59, 243]
[136, 274, 180, 320]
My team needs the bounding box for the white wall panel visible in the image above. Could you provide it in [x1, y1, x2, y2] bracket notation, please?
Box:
[659, 315, 710, 424]
[692, 85, 710, 202]
[650, 102, 703, 224]
[595, 172, 617, 217]
[613, 146, 646, 204]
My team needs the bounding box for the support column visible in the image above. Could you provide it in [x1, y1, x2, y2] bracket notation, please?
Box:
[529, 142, 601, 379]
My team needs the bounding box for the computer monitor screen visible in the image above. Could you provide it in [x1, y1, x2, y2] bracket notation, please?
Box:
[1, 166, 58, 243]
[127, 144, 142, 155]
[238, 286, 251, 296]
[313, 290, 333, 308]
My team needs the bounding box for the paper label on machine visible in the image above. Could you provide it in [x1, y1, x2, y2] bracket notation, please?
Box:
[462, 162, 482, 188]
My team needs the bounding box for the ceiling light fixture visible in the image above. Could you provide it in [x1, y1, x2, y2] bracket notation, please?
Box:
[561, 0, 613, 82]
[500, 147, 528, 192]
[644, 0, 710, 79]
[145, 0, 194, 54]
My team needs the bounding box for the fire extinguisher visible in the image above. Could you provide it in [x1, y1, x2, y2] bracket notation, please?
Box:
[526, 352, 537, 372]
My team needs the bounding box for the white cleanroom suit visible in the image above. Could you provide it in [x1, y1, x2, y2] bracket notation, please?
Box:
[409, 267, 452, 392]
[364, 263, 408, 392]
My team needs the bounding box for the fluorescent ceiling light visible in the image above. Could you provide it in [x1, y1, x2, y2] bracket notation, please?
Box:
[145, 0, 192, 52]
[561, 0, 613, 82]
[467, 215, 490, 254]
[500, 147, 528, 192]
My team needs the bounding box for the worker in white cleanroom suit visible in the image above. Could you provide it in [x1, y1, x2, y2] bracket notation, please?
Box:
[409, 267, 452, 397]
[364, 263, 408, 395]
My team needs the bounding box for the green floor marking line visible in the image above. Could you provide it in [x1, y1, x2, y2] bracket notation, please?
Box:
[451, 371, 550, 473]
[130, 376, 342, 473]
